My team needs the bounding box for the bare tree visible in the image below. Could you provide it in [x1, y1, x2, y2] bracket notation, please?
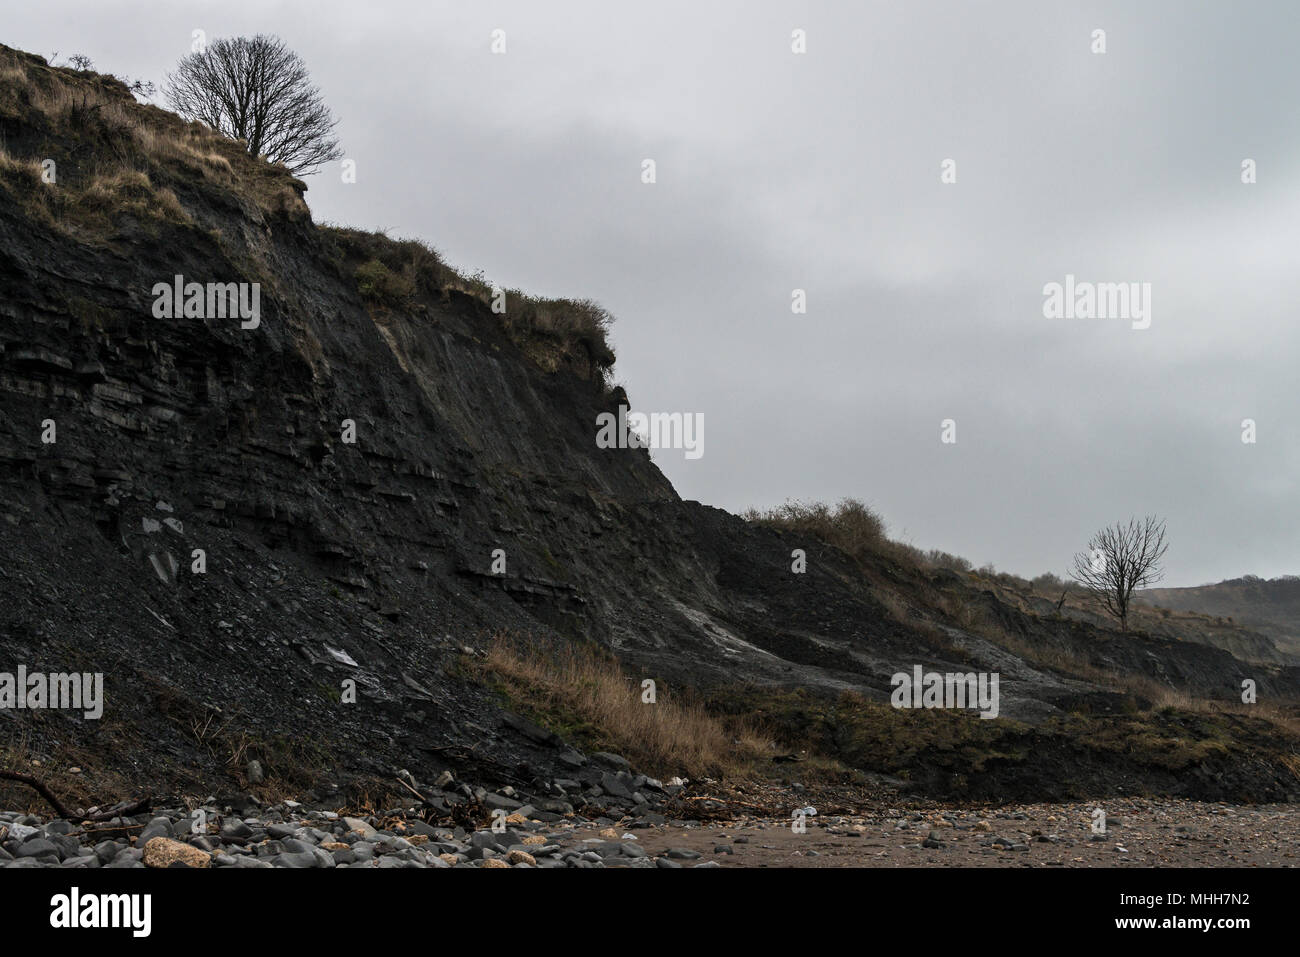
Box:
[1070, 516, 1169, 632]
[56, 54, 156, 100]
[163, 34, 341, 176]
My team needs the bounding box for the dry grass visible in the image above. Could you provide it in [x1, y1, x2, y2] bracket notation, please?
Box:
[475, 635, 774, 779]
[334, 229, 618, 377]
[28, 81, 137, 133]
[0, 157, 193, 234]
[0, 723, 137, 815]
[26, 163, 191, 231]
[201, 151, 233, 175]
[131, 125, 237, 182]
[0, 46, 304, 235]
[0, 143, 44, 181]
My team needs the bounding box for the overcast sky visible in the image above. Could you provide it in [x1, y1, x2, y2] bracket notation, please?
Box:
[10, 1, 1300, 587]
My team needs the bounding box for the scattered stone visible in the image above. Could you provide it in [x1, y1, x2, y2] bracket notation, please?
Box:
[343, 817, 378, 839]
[142, 838, 211, 869]
[590, 752, 631, 772]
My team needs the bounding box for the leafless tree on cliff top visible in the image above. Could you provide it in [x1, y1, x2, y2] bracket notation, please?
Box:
[1070, 515, 1169, 633]
[163, 34, 342, 176]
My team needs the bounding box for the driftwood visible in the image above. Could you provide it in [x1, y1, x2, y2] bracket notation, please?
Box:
[393, 776, 425, 802]
[0, 770, 152, 823]
[86, 797, 152, 822]
[0, 769, 74, 819]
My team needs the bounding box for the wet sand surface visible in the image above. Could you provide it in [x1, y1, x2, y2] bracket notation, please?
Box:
[568, 800, 1298, 867]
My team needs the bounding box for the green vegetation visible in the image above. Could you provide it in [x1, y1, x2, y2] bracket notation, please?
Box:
[355, 258, 415, 306]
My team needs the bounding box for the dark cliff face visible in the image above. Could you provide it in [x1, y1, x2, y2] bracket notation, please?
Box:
[1, 46, 1297, 805]
[0, 45, 689, 795]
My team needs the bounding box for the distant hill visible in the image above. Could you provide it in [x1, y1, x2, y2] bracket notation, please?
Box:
[1137, 576, 1300, 659]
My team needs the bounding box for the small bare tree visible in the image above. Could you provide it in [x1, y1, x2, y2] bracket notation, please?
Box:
[56, 54, 156, 99]
[163, 34, 341, 176]
[1071, 516, 1168, 632]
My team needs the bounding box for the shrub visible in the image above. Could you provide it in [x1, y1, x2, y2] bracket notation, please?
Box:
[355, 258, 414, 305]
[743, 498, 888, 559]
[925, 549, 973, 573]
